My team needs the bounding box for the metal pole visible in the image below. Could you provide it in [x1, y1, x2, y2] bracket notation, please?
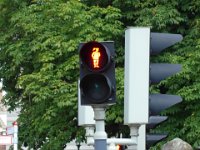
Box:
[93, 106, 107, 150]
[137, 125, 146, 150]
[127, 125, 140, 150]
[85, 126, 95, 146]
[13, 121, 18, 150]
[107, 143, 116, 150]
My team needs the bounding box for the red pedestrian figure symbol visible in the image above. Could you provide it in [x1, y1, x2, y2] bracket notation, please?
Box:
[91, 47, 101, 68]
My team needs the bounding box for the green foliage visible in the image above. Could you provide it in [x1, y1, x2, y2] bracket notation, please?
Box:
[83, 0, 200, 149]
[0, 0, 122, 149]
[1, 0, 200, 149]
[116, 0, 200, 149]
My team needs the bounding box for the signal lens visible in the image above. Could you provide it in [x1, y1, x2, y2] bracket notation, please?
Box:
[80, 74, 112, 103]
[80, 41, 109, 72]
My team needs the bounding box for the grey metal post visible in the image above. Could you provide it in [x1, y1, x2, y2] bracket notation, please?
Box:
[93, 106, 107, 150]
[95, 139, 107, 150]
[13, 121, 18, 150]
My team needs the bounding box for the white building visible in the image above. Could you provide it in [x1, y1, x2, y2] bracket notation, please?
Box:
[0, 85, 19, 150]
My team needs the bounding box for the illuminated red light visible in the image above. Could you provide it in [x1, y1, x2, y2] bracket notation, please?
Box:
[91, 47, 101, 69]
[80, 41, 109, 72]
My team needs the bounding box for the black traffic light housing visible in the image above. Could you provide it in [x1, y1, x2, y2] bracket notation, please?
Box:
[79, 41, 116, 105]
[147, 33, 183, 148]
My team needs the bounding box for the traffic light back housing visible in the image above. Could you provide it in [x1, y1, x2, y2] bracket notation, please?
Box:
[146, 32, 183, 148]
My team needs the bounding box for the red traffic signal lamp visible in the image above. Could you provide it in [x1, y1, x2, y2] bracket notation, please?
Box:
[80, 41, 111, 72]
[79, 41, 116, 105]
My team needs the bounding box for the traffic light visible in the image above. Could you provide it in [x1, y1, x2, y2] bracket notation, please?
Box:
[79, 41, 116, 105]
[124, 28, 183, 149]
[146, 32, 183, 148]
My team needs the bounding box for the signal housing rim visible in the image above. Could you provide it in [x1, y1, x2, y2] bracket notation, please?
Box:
[79, 41, 111, 72]
[80, 73, 112, 103]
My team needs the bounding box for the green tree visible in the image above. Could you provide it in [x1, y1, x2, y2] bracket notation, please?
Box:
[1, 0, 200, 149]
[110, 0, 200, 148]
[128, 0, 200, 148]
[76, 0, 200, 148]
[0, 0, 122, 149]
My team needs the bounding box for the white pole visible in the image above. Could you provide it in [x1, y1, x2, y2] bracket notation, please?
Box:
[107, 143, 116, 150]
[127, 125, 140, 150]
[13, 121, 18, 150]
[85, 126, 95, 145]
[93, 106, 107, 150]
